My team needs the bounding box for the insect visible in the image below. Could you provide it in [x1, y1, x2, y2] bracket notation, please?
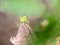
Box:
[10, 16, 35, 45]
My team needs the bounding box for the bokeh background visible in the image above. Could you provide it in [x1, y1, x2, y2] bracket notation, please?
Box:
[0, 0, 60, 45]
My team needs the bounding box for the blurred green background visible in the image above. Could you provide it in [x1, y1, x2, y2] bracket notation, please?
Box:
[0, 0, 60, 45]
